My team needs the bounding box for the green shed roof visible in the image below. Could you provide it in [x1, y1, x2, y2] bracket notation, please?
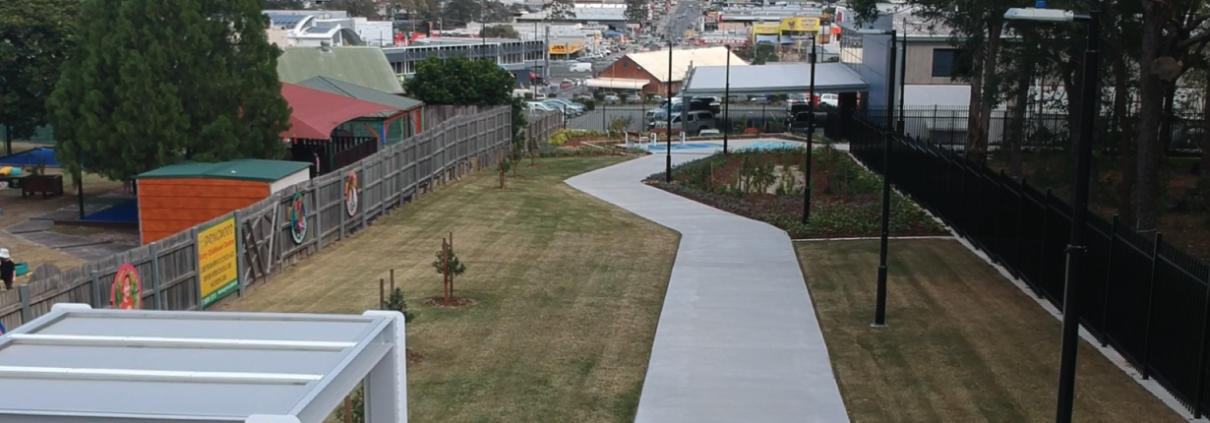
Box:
[278, 47, 403, 94]
[298, 76, 423, 117]
[136, 159, 311, 182]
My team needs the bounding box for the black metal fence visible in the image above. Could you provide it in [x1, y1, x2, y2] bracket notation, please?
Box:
[846, 113, 1210, 417]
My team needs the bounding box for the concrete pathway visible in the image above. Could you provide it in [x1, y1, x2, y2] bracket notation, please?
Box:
[566, 142, 850, 423]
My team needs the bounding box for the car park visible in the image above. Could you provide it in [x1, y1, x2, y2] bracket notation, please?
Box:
[544, 98, 585, 116]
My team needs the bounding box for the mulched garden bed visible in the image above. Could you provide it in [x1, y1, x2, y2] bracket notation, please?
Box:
[648, 148, 947, 239]
[424, 296, 478, 308]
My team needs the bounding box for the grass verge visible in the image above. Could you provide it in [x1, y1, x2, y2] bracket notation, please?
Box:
[220, 157, 679, 423]
[796, 239, 1182, 423]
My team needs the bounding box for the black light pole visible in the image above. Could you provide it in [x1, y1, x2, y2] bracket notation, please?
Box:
[873, 29, 897, 327]
[801, 35, 816, 225]
[723, 44, 731, 154]
[897, 19, 907, 135]
[665, 41, 673, 183]
[1003, 6, 1097, 422]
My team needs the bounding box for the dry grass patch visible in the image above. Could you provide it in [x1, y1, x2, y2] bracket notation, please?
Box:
[796, 239, 1182, 423]
[220, 157, 679, 423]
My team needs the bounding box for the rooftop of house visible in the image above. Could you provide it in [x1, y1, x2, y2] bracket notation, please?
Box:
[624, 46, 750, 83]
[277, 46, 403, 94]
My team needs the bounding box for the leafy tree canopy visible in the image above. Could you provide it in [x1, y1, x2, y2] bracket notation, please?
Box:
[48, 0, 292, 181]
[405, 57, 515, 105]
[624, 0, 647, 26]
[330, 0, 380, 18]
[543, 0, 576, 21]
[481, 25, 520, 39]
[263, 0, 306, 10]
[0, 0, 79, 141]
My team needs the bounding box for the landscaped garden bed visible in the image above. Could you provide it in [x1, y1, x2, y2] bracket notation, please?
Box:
[646, 145, 946, 238]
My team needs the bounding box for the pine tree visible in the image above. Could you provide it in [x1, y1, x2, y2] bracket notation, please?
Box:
[48, 0, 290, 181]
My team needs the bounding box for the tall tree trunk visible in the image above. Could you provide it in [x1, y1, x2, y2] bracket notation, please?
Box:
[1203, 74, 1210, 179]
[1135, 1, 1168, 231]
[1112, 45, 1135, 222]
[973, 20, 1003, 166]
[1160, 83, 1177, 153]
[965, 29, 987, 162]
[1008, 50, 1033, 179]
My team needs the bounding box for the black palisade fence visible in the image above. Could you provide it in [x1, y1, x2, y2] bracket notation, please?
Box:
[845, 112, 1210, 417]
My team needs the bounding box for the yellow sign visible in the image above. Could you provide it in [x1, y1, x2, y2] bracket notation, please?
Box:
[549, 41, 585, 54]
[706, 11, 719, 23]
[198, 215, 238, 309]
[752, 23, 780, 35]
[779, 17, 820, 32]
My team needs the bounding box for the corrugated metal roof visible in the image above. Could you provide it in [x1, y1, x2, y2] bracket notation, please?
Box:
[278, 83, 401, 140]
[137, 159, 311, 182]
[277, 47, 404, 94]
[297, 76, 423, 118]
[625, 46, 749, 83]
[682, 62, 868, 96]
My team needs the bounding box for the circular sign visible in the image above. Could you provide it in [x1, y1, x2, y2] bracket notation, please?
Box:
[110, 264, 142, 310]
[344, 171, 359, 217]
[290, 192, 307, 244]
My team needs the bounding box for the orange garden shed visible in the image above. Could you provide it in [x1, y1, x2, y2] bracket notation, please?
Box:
[135, 159, 311, 245]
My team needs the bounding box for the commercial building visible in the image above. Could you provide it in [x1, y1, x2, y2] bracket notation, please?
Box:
[589, 46, 748, 95]
[515, 3, 630, 27]
[381, 38, 547, 77]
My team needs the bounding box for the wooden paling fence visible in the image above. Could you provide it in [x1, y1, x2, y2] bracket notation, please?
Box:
[0, 106, 518, 330]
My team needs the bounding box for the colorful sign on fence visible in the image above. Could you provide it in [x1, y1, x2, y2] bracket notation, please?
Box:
[110, 263, 142, 310]
[290, 193, 307, 245]
[344, 171, 360, 217]
[198, 215, 239, 308]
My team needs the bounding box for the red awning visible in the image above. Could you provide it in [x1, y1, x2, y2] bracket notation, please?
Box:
[280, 83, 401, 140]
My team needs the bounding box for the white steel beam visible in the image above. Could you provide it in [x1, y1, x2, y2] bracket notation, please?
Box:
[7, 334, 356, 352]
[0, 366, 322, 385]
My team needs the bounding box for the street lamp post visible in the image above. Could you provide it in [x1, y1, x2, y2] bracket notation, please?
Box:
[1005, 5, 1098, 423]
[802, 35, 816, 224]
[897, 18, 907, 135]
[874, 29, 896, 327]
[724, 44, 731, 154]
[854, 27, 898, 327]
[666, 41, 673, 183]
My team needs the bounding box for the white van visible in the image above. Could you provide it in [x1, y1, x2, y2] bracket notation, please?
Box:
[569, 62, 593, 72]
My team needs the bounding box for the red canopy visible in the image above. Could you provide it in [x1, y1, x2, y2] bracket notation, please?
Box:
[280, 83, 401, 140]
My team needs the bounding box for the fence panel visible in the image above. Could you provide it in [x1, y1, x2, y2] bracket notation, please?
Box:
[847, 111, 1210, 416]
[0, 107, 509, 331]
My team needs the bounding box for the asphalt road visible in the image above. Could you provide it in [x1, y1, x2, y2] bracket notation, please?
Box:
[660, 0, 703, 44]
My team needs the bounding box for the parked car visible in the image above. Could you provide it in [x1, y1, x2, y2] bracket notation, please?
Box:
[820, 93, 839, 107]
[525, 101, 556, 113]
[543, 98, 585, 116]
[569, 62, 593, 72]
[650, 110, 716, 135]
[560, 81, 573, 90]
[602, 93, 621, 104]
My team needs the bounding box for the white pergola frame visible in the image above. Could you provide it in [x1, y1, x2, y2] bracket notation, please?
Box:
[0, 303, 407, 423]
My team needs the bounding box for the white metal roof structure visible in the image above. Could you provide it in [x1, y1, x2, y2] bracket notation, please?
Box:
[681, 62, 869, 96]
[0, 303, 407, 423]
[626, 47, 750, 83]
[585, 77, 648, 90]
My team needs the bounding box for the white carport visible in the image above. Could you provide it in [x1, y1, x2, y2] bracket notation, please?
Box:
[681, 62, 869, 96]
[0, 303, 407, 423]
[585, 77, 649, 90]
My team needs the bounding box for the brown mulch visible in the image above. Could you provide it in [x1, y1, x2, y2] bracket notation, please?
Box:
[406, 348, 425, 364]
[423, 296, 477, 308]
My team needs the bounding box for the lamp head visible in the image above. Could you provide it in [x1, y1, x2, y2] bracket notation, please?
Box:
[1004, 7, 1075, 22]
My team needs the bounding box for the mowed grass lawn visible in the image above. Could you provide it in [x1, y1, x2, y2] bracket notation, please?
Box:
[219, 157, 679, 423]
[797, 239, 1182, 423]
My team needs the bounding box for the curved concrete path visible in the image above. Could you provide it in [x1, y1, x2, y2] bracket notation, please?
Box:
[566, 143, 850, 423]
